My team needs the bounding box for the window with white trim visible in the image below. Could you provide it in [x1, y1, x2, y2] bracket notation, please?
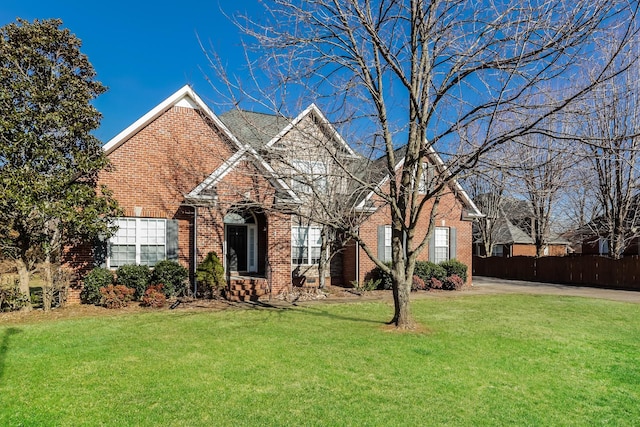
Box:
[418, 162, 431, 194]
[434, 227, 450, 263]
[384, 225, 392, 261]
[291, 160, 327, 193]
[109, 218, 166, 268]
[292, 226, 322, 265]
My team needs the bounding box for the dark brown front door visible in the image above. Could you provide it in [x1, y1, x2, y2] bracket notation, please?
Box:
[227, 225, 247, 271]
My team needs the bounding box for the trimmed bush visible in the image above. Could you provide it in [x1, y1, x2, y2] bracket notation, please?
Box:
[367, 262, 393, 290]
[430, 277, 443, 290]
[99, 285, 135, 309]
[414, 261, 447, 282]
[196, 252, 226, 298]
[0, 282, 30, 312]
[443, 274, 465, 291]
[81, 267, 114, 305]
[439, 259, 468, 282]
[411, 275, 427, 291]
[151, 260, 188, 297]
[141, 284, 167, 308]
[116, 265, 151, 300]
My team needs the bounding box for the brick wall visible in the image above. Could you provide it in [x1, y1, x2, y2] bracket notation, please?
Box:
[354, 181, 474, 285]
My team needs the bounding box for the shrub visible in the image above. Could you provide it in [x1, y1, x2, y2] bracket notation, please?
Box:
[442, 274, 465, 291]
[367, 262, 393, 290]
[141, 284, 167, 308]
[116, 265, 150, 300]
[439, 259, 468, 282]
[196, 252, 226, 298]
[430, 277, 443, 290]
[99, 285, 135, 309]
[81, 267, 114, 305]
[0, 281, 30, 312]
[414, 261, 447, 282]
[151, 260, 188, 297]
[411, 275, 428, 291]
[351, 278, 381, 292]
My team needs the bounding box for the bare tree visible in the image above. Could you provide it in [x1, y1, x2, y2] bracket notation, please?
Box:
[573, 54, 640, 259]
[213, 0, 637, 328]
[505, 130, 572, 256]
[463, 160, 507, 257]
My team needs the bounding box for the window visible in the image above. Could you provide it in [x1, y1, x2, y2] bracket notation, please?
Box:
[109, 218, 166, 268]
[292, 226, 322, 264]
[384, 225, 392, 261]
[418, 162, 433, 194]
[291, 160, 327, 193]
[377, 225, 394, 262]
[434, 227, 450, 263]
[491, 245, 504, 257]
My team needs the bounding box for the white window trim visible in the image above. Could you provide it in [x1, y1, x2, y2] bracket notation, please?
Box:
[418, 162, 430, 194]
[107, 218, 167, 269]
[291, 159, 327, 193]
[434, 227, 450, 263]
[384, 225, 392, 262]
[292, 225, 323, 265]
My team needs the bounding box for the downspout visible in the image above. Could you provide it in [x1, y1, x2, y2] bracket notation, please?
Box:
[193, 206, 198, 296]
[355, 230, 360, 284]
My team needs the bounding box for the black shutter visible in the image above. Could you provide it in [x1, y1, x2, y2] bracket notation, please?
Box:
[377, 225, 386, 262]
[428, 230, 436, 263]
[93, 238, 108, 268]
[166, 219, 179, 261]
[449, 227, 457, 259]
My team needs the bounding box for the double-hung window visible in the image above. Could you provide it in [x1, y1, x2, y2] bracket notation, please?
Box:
[383, 225, 392, 261]
[291, 160, 327, 193]
[109, 218, 166, 268]
[377, 225, 393, 262]
[292, 226, 322, 265]
[434, 227, 450, 263]
[418, 162, 433, 194]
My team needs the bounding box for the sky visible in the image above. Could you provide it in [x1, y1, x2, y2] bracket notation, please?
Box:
[1, 0, 261, 142]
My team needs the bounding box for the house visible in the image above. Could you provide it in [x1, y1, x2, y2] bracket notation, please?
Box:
[473, 195, 569, 257]
[66, 85, 481, 302]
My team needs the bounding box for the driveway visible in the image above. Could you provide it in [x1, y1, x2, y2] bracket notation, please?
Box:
[470, 276, 640, 304]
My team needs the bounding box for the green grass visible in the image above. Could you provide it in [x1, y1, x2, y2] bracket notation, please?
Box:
[1, 295, 639, 426]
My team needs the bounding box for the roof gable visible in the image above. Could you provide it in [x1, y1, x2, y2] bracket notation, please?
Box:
[219, 104, 358, 157]
[103, 85, 242, 155]
[355, 145, 483, 218]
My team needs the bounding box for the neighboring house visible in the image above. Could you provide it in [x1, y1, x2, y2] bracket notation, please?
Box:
[473, 195, 568, 257]
[66, 85, 482, 302]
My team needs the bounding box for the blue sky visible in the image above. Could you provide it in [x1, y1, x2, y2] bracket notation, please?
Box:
[1, 1, 260, 142]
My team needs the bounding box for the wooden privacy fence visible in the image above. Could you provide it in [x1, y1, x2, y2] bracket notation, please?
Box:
[473, 255, 640, 291]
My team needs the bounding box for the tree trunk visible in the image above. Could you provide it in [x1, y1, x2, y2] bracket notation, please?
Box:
[14, 258, 32, 311]
[391, 276, 413, 329]
[42, 257, 54, 312]
[389, 253, 414, 329]
[318, 254, 327, 289]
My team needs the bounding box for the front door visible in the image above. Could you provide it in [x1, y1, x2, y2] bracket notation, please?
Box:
[227, 225, 247, 272]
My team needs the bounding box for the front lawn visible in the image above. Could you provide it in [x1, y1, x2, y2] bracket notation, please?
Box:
[1, 295, 638, 426]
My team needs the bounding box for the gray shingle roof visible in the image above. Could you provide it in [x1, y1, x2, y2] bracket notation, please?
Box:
[218, 109, 291, 149]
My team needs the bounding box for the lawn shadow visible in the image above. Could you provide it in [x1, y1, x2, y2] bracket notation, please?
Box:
[0, 327, 21, 382]
[292, 305, 386, 325]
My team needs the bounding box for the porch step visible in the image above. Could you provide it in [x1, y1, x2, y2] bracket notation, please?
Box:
[225, 278, 269, 302]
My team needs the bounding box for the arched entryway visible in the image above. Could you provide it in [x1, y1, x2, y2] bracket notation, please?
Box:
[224, 209, 265, 274]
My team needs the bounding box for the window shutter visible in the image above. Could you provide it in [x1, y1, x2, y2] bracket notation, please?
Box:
[428, 231, 435, 263]
[93, 238, 108, 268]
[166, 219, 179, 261]
[377, 225, 387, 262]
[449, 227, 457, 259]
